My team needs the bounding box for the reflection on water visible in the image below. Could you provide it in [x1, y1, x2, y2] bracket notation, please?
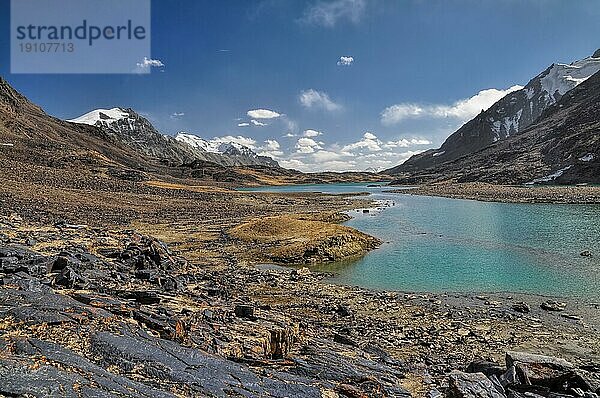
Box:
[242, 183, 600, 298]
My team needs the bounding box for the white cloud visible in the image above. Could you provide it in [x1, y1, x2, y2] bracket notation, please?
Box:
[240, 124, 434, 172]
[312, 150, 342, 162]
[382, 138, 431, 149]
[363, 132, 377, 140]
[303, 129, 323, 137]
[257, 139, 284, 158]
[301, 0, 367, 27]
[250, 119, 268, 126]
[247, 109, 281, 119]
[262, 139, 281, 151]
[295, 137, 323, 153]
[279, 158, 307, 169]
[342, 132, 382, 152]
[170, 112, 184, 119]
[299, 89, 342, 111]
[135, 57, 165, 73]
[237, 122, 250, 127]
[380, 85, 524, 125]
[337, 132, 432, 160]
[337, 56, 354, 66]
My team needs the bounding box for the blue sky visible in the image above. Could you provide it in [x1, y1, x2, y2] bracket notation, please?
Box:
[1, 0, 600, 171]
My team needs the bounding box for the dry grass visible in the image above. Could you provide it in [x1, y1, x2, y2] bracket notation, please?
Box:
[229, 215, 381, 264]
[144, 180, 231, 193]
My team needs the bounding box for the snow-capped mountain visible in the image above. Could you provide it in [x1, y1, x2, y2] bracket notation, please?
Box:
[67, 108, 131, 126]
[175, 132, 221, 153]
[67, 108, 278, 168]
[388, 64, 600, 185]
[390, 49, 600, 174]
[68, 107, 200, 166]
[175, 133, 262, 159]
[364, 167, 382, 173]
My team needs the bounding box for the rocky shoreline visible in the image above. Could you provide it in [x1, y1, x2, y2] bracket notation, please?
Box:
[392, 182, 600, 204]
[2, 211, 600, 397]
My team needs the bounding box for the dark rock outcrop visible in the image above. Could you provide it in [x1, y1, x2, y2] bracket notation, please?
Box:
[452, 352, 600, 398]
[0, 230, 411, 397]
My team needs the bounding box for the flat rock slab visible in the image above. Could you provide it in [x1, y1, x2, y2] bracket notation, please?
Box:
[506, 351, 574, 369]
[449, 371, 505, 398]
[90, 328, 324, 397]
[1, 340, 175, 398]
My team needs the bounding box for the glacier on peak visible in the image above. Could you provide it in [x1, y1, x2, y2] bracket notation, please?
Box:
[67, 107, 130, 125]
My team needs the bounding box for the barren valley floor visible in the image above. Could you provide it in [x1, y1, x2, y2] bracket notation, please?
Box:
[1, 165, 600, 397]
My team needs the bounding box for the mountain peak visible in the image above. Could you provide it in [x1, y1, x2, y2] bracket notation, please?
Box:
[0, 77, 41, 113]
[390, 51, 600, 175]
[67, 108, 131, 125]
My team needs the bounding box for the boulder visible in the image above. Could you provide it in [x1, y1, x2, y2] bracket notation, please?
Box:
[506, 351, 573, 371]
[335, 304, 353, 317]
[504, 351, 584, 390]
[264, 326, 298, 359]
[540, 300, 566, 312]
[333, 332, 357, 347]
[448, 371, 505, 398]
[118, 290, 161, 305]
[511, 302, 530, 313]
[51, 255, 80, 272]
[466, 360, 506, 377]
[52, 266, 86, 289]
[234, 304, 255, 320]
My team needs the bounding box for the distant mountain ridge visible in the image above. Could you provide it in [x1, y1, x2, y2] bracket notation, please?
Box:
[174, 132, 266, 160]
[68, 108, 279, 168]
[388, 65, 600, 185]
[387, 50, 600, 175]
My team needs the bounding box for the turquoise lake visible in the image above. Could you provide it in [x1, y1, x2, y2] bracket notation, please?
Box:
[242, 183, 600, 298]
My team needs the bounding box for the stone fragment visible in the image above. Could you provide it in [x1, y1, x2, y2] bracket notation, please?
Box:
[466, 360, 506, 377]
[448, 371, 505, 398]
[234, 304, 255, 320]
[511, 302, 530, 313]
[335, 304, 353, 317]
[540, 300, 566, 312]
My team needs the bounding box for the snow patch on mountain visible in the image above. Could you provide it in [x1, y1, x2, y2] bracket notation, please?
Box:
[67, 109, 278, 168]
[175, 132, 220, 153]
[527, 165, 572, 185]
[484, 52, 600, 147]
[540, 56, 600, 102]
[67, 108, 130, 125]
[175, 133, 258, 158]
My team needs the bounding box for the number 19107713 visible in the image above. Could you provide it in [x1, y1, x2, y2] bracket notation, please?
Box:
[19, 42, 74, 53]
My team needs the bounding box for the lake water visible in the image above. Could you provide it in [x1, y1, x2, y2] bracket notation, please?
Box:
[242, 183, 600, 298]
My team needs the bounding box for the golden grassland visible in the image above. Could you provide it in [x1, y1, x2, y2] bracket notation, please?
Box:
[228, 214, 381, 264]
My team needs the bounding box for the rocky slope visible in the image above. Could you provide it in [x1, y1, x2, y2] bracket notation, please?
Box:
[68, 108, 279, 168]
[388, 61, 600, 185]
[0, 78, 158, 173]
[388, 49, 600, 176]
[1, 77, 386, 186]
[2, 214, 600, 397]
